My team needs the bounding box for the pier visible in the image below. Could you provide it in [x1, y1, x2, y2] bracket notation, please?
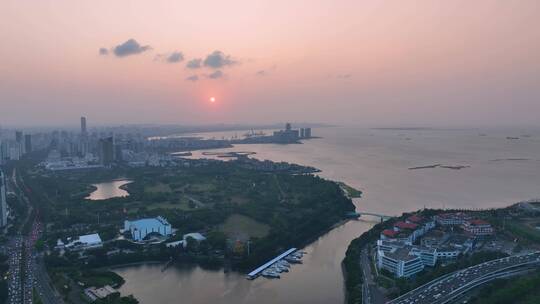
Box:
[247, 248, 297, 279]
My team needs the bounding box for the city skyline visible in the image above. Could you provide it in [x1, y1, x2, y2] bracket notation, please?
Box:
[1, 0, 540, 127]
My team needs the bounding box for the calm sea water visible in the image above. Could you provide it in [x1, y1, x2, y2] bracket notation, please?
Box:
[116, 127, 540, 304]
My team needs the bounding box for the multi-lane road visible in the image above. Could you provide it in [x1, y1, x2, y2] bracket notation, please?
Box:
[7, 236, 23, 304]
[360, 248, 387, 304]
[388, 251, 540, 304]
[7, 168, 62, 304]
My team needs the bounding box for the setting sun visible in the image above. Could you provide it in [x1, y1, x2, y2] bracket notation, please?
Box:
[210, 97, 216, 103]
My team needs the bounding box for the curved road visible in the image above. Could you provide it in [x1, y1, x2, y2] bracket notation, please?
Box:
[388, 252, 540, 304]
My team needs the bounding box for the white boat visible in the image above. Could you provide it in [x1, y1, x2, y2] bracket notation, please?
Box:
[285, 256, 302, 263]
[273, 264, 288, 272]
[262, 269, 280, 278]
[277, 260, 290, 268]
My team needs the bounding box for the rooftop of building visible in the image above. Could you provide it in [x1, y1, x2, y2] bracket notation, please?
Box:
[406, 214, 427, 224]
[126, 216, 171, 229]
[382, 229, 399, 237]
[384, 246, 420, 262]
[436, 212, 472, 219]
[395, 221, 419, 230]
[411, 245, 436, 254]
[467, 219, 491, 226]
[79, 233, 102, 244]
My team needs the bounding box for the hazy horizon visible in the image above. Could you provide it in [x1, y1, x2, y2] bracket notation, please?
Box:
[1, 0, 539, 127]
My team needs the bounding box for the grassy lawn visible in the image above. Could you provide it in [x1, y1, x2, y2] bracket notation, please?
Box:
[76, 270, 124, 288]
[189, 183, 217, 192]
[144, 182, 172, 193]
[219, 214, 270, 241]
[146, 200, 194, 211]
[337, 182, 363, 198]
[506, 219, 540, 243]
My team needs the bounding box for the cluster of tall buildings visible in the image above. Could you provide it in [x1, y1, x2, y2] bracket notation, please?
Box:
[27, 116, 188, 171]
[0, 129, 33, 164]
[43, 117, 146, 168]
[272, 123, 312, 143]
[0, 117, 123, 166]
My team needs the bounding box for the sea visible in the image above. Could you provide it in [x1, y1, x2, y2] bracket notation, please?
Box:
[116, 126, 540, 304]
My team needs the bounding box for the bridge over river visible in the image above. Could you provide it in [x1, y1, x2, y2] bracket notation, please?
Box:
[357, 212, 393, 221]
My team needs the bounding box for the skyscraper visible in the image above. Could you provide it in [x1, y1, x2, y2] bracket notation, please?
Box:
[0, 140, 6, 165]
[98, 137, 114, 166]
[0, 169, 7, 227]
[304, 127, 312, 138]
[24, 134, 32, 153]
[15, 131, 23, 143]
[81, 116, 87, 136]
[13, 130, 25, 156]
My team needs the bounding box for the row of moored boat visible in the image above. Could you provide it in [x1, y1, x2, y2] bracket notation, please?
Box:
[261, 251, 305, 279]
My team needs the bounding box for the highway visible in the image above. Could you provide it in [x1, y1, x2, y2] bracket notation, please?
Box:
[388, 252, 540, 304]
[8, 168, 62, 304]
[7, 236, 23, 304]
[35, 258, 64, 304]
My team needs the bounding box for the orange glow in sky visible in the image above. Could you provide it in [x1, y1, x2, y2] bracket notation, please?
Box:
[1, 0, 540, 126]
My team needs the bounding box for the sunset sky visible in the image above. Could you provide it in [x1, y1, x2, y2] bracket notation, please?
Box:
[1, 0, 539, 127]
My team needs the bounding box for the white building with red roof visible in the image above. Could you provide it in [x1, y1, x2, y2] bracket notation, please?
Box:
[380, 214, 435, 243]
[435, 212, 472, 226]
[462, 219, 493, 236]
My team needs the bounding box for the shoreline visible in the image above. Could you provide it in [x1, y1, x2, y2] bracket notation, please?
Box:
[106, 260, 166, 270]
[108, 218, 353, 273]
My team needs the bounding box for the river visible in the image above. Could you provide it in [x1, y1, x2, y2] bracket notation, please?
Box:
[115, 126, 540, 304]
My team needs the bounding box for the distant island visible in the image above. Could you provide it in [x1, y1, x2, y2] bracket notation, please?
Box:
[408, 164, 471, 170]
[371, 127, 437, 131]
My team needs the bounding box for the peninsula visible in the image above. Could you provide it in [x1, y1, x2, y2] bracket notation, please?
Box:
[343, 201, 540, 304]
[14, 155, 355, 303]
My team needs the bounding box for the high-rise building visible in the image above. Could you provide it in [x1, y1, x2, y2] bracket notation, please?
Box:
[300, 128, 305, 138]
[24, 134, 32, 153]
[81, 116, 87, 136]
[273, 123, 299, 143]
[9, 144, 21, 160]
[0, 169, 8, 227]
[15, 131, 23, 144]
[15, 130, 25, 155]
[0, 140, 6, 165]
[98, 137, 114, 166]
[304, 127, 312, 138]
